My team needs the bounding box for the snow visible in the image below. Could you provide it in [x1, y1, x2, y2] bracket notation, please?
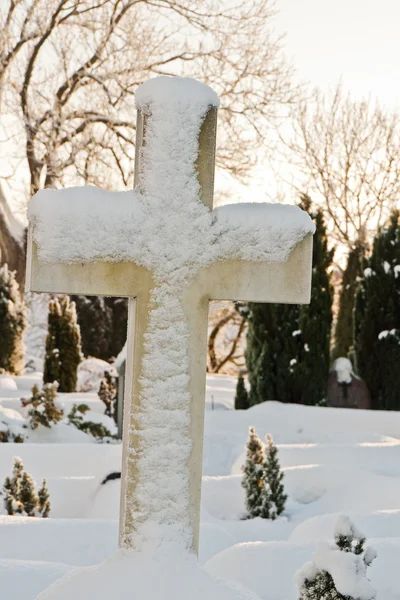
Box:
[77, 357, 117, 392]
[0, 375, 18, 390]
[332, 357, 353, 384]
[378, 329, 397, 340]
[296, 537, 376, 600]
[333, 513, 364, 540]
[35, 549, 261, 600]
[1, 376, 400, 598]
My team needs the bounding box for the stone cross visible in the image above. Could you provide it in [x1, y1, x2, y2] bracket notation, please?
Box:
[26, 77, 313, 555]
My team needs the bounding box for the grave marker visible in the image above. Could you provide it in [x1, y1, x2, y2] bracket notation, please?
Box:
[26, 76, 314, 554]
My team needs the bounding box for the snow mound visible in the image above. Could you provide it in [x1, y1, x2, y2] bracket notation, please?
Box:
[78, 358, 116, 393]
[0, 375, 18, 390]
[296, 540, 376, 600]
[36, 549, 261, 600]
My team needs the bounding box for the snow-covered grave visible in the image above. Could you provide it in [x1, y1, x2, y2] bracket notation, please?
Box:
[25, 77, 314, 598]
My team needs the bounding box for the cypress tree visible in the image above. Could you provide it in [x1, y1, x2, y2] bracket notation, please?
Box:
[3, 458, 24, 515]
[18, 472, 38, 516]
[38, 479, 51, 518]
[354, 212, 400, 410]
[242, 427, 270, 518]
[294, 198, 334, 405]
[245, 195, 333, 406]
[105, 297, 128, 359]
[44, 296, 82, 392]
[43, 298, 62, 384]
[234, 371, 249, 410]
[264, 434, 287, 519]
[71, 295, 113, 360]
[0, 264, 26, 375]
[333, 244, 364, 360]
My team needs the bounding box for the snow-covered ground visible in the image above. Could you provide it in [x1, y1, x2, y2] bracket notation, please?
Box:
[0, 372, 399, 599]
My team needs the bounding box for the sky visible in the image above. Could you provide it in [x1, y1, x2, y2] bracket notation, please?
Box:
[234, 0, 400, 205]
[5, 0, 400, 215]
[276, 0, 400, 104]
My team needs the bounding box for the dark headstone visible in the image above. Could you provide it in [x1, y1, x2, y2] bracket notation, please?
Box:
[327, 358, 371, 410]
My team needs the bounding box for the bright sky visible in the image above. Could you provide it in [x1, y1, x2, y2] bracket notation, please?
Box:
[5, 1, 400, 214]
[232, 0, 400, 205]
[276, 0, 400, 104]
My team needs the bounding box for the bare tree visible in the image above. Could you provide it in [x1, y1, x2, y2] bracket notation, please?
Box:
[207, 303, 246, 373]
[0, 0, 297, 202]
[281, 84, 400, 248]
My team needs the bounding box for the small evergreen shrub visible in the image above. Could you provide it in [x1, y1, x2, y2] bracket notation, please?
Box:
[234, 371, 249, 410]
[264, 434, 287, 519]
[22, 383, 64, 429]
[242, 427, 270, 518]
[98, 371, 117, 421]
[3, 457, 50, 517]
[67, 404, 113, 440]
[0, 429, 24, 443]
[296, 516, 376, 600]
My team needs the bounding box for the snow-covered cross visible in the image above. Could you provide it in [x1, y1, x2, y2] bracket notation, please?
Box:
[26, 77, 314, 555]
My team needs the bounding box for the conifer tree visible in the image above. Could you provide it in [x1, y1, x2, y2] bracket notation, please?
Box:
[245, 195, 333, 406]
[71, 295, 113, 360]
[297, 516, 376, 600]
[22, 383, 64, 429]
[333, 244, 364, 360]
[38, 479, 51, 518]
[0, 264, 26, 375]
[234, 371, 249, 410]
[43, 298, 62, 384]
[264, 434, 287, 518]
[354, 212, 400, 410]
[3, 457, 24, 515]
[98, 371, 117, 420]
[18, 472, 38, 516]
[3, 457, 51, 517]
[105, 297, 129, 359]
[43, 296, 82, 392]
[242, 427, 270, 518]
[3, 458, 25, 515]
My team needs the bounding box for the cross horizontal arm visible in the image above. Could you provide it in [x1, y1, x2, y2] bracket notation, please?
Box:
[189, 233, 313, 305]
[26, 228, 153, 297]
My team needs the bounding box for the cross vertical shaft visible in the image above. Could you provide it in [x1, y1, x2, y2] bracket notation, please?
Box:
[119, 105, 218, 551]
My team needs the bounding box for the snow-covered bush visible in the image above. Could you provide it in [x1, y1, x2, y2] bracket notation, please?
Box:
[264, 434, 287, 519]
[0, 429, 24, 443]
[22, 383, 64, 429]
[3, 457, 50, 517]
[67, 404, 113, 440]
[296, 515, 377, 600]
[242, 427, 270, 518]
[0, 264, 26, 375]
